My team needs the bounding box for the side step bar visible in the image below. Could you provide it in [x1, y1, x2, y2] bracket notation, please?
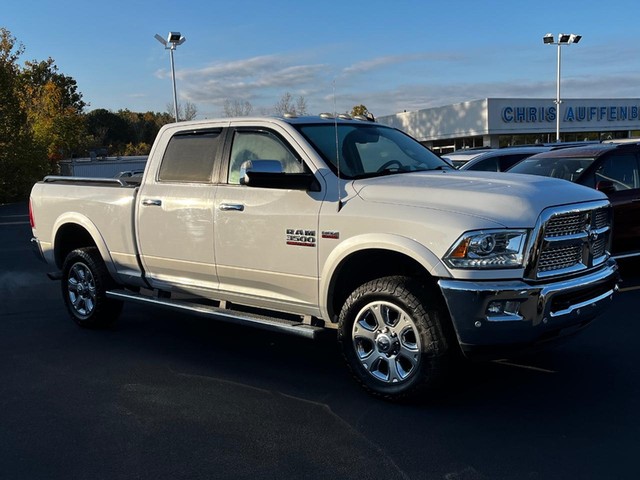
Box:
[106, 289, 326, 339]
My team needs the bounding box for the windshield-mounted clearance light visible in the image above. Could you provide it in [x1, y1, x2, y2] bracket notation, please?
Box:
[444, 230, 528, 269]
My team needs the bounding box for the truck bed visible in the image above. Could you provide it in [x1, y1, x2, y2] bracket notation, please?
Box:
[30, 176, 141, 282]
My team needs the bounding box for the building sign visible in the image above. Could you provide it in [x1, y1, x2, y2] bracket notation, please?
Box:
[501, 105, 640, 124]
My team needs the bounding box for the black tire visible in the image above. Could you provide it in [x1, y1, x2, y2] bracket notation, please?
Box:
[338, 276, 451, 400]
[61, 247, 123, 328]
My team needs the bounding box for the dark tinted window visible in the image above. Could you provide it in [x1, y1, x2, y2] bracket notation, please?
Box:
[509, 156, 595, 181]
[158, 129, 222, 182]
[594, 154, 640, 190]
[470, 158, 498, 171]
[498, 154, 532, 171]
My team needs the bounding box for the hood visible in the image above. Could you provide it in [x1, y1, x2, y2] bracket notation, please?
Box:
[353, 170, 607, 227]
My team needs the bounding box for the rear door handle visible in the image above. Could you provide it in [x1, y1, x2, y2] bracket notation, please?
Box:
[142, 199, 162, 206]
[219, 203, 244, 212]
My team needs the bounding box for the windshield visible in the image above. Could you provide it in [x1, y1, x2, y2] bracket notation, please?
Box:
[295, 123, 450, 179]
[507, 156, 596, 182]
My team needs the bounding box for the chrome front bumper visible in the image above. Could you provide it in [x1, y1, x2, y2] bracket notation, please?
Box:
[438, 259, 619, 356]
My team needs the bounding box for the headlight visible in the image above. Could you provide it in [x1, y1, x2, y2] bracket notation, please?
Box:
[444, 229, 528, 269]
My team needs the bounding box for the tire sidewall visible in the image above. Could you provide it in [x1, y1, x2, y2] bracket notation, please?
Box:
[61, 247, 120, 328]
[338, 276, 447, 399]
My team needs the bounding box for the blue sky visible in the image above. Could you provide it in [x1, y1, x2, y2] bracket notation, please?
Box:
[5, 0, 640, 119]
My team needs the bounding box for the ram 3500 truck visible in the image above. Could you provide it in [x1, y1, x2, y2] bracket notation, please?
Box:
[30, 116, 619, 399]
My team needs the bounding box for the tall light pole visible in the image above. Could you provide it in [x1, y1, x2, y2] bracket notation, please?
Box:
[543, 33, 581, 142]
[155, 32, 186, 122]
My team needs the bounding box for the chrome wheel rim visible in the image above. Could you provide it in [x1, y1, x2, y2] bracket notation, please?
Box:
[351, 301, 421, 384]
[67, 262, 97, 317]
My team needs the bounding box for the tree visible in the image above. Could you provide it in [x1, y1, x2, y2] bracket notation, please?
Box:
[20, 58, 86, 113]
[181, 101, 198, 121]
[26, 80, 87, 160]
[85, 109, 132, 151]
[166, 101, 198, 121]
[84, 108, 173, 157]
[0, 28, 48, 202]
[18, 57, 88, 160]
[350, 104, 373, 119]
[273, 92, 308, 116]
[223, 99, 254, 117]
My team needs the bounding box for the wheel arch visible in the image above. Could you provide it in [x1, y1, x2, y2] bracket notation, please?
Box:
[52, 213, 116, 277]
[320, 234, 451, 323]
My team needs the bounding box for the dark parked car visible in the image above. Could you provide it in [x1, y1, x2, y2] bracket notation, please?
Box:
[507, 142, 640, 258]
[457, 146, 557, 172]
[444, 143, 597, 171]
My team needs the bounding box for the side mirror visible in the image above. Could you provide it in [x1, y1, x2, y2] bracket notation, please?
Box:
[240, 160, 320, 191]
[595, 180, 616, 195]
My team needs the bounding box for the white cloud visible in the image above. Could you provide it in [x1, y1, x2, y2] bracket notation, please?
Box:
[342, 52, 464, 76]
[158, 45, 640, 118]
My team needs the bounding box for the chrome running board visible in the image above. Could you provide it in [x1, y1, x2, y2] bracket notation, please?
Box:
[106, 289, 325, 339]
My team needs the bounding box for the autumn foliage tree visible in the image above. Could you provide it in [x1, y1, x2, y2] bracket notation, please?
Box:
[0, 28, 48, 203]
[350, 104, 373, 118]
[19, 58, 88, 161]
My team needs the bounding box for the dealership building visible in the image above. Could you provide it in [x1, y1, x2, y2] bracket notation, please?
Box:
[377, 98, 640, 153]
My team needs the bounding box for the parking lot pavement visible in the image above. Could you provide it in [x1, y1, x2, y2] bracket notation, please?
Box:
[2, 201, 639, 480]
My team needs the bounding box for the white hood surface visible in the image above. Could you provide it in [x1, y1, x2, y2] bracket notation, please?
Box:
[354, 170, 606, 228]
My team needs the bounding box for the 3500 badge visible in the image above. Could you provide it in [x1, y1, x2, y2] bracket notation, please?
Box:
[286, 229, 316, 247]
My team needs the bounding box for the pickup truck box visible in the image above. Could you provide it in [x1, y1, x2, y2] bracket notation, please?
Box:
[30, 115, 619, 400]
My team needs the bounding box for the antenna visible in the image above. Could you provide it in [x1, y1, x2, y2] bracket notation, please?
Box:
[333, 80, 344, 212]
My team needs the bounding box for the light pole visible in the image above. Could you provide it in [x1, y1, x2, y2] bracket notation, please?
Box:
[543, 33, 581, 143]
[155, 32, 186, 122]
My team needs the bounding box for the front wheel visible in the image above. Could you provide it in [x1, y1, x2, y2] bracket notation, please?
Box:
[61, 247, 123, 328]
[338, 276, 451, 400]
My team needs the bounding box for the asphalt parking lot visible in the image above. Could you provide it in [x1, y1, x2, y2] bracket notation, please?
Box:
[1, 202, 639, 480]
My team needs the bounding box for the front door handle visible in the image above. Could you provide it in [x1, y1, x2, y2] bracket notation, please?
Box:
[219, 203, 245, 212]
[142, 199, 162, 206]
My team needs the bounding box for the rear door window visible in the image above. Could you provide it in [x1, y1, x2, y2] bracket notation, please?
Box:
[158, 129, 223, 183]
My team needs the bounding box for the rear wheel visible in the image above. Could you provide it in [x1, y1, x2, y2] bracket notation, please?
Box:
[338, 276, 451, 400]
[61, 247, 123, 328]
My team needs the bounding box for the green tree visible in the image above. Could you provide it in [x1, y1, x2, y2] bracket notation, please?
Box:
[85, 108, 133, 153]
[84, 109, 173, 156]
[20, 58, 86, 113]
[19, 57, 88, 160]
[0, 28, 48, 203]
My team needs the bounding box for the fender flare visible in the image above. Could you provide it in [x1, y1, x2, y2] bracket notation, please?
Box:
[51, 212, 119, 279]
[319, 233, 451, 320]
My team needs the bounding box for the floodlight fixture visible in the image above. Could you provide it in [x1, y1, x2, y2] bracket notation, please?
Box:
[168, 32, 186, 46]
[154, 34, 167, 47]
[154, 31, 187, 122]
[558, 33, 572, 44]
[542, 32, 582, 142]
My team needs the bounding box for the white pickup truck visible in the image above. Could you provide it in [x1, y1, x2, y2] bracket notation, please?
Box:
[30, 115, 619, 399]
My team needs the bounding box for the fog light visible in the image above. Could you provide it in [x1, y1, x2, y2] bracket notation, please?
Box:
[487, 300, 521, 316]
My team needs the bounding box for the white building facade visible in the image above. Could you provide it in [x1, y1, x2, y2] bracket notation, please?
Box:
[378, 98, 640, 153]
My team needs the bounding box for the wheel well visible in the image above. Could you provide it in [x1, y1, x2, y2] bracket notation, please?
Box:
[328, 249, 438, 321]
[54, 224, 98, 269]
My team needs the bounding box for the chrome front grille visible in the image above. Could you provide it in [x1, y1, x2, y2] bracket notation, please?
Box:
[526, 201, 612, 280]
[538, 244, 583, 272]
